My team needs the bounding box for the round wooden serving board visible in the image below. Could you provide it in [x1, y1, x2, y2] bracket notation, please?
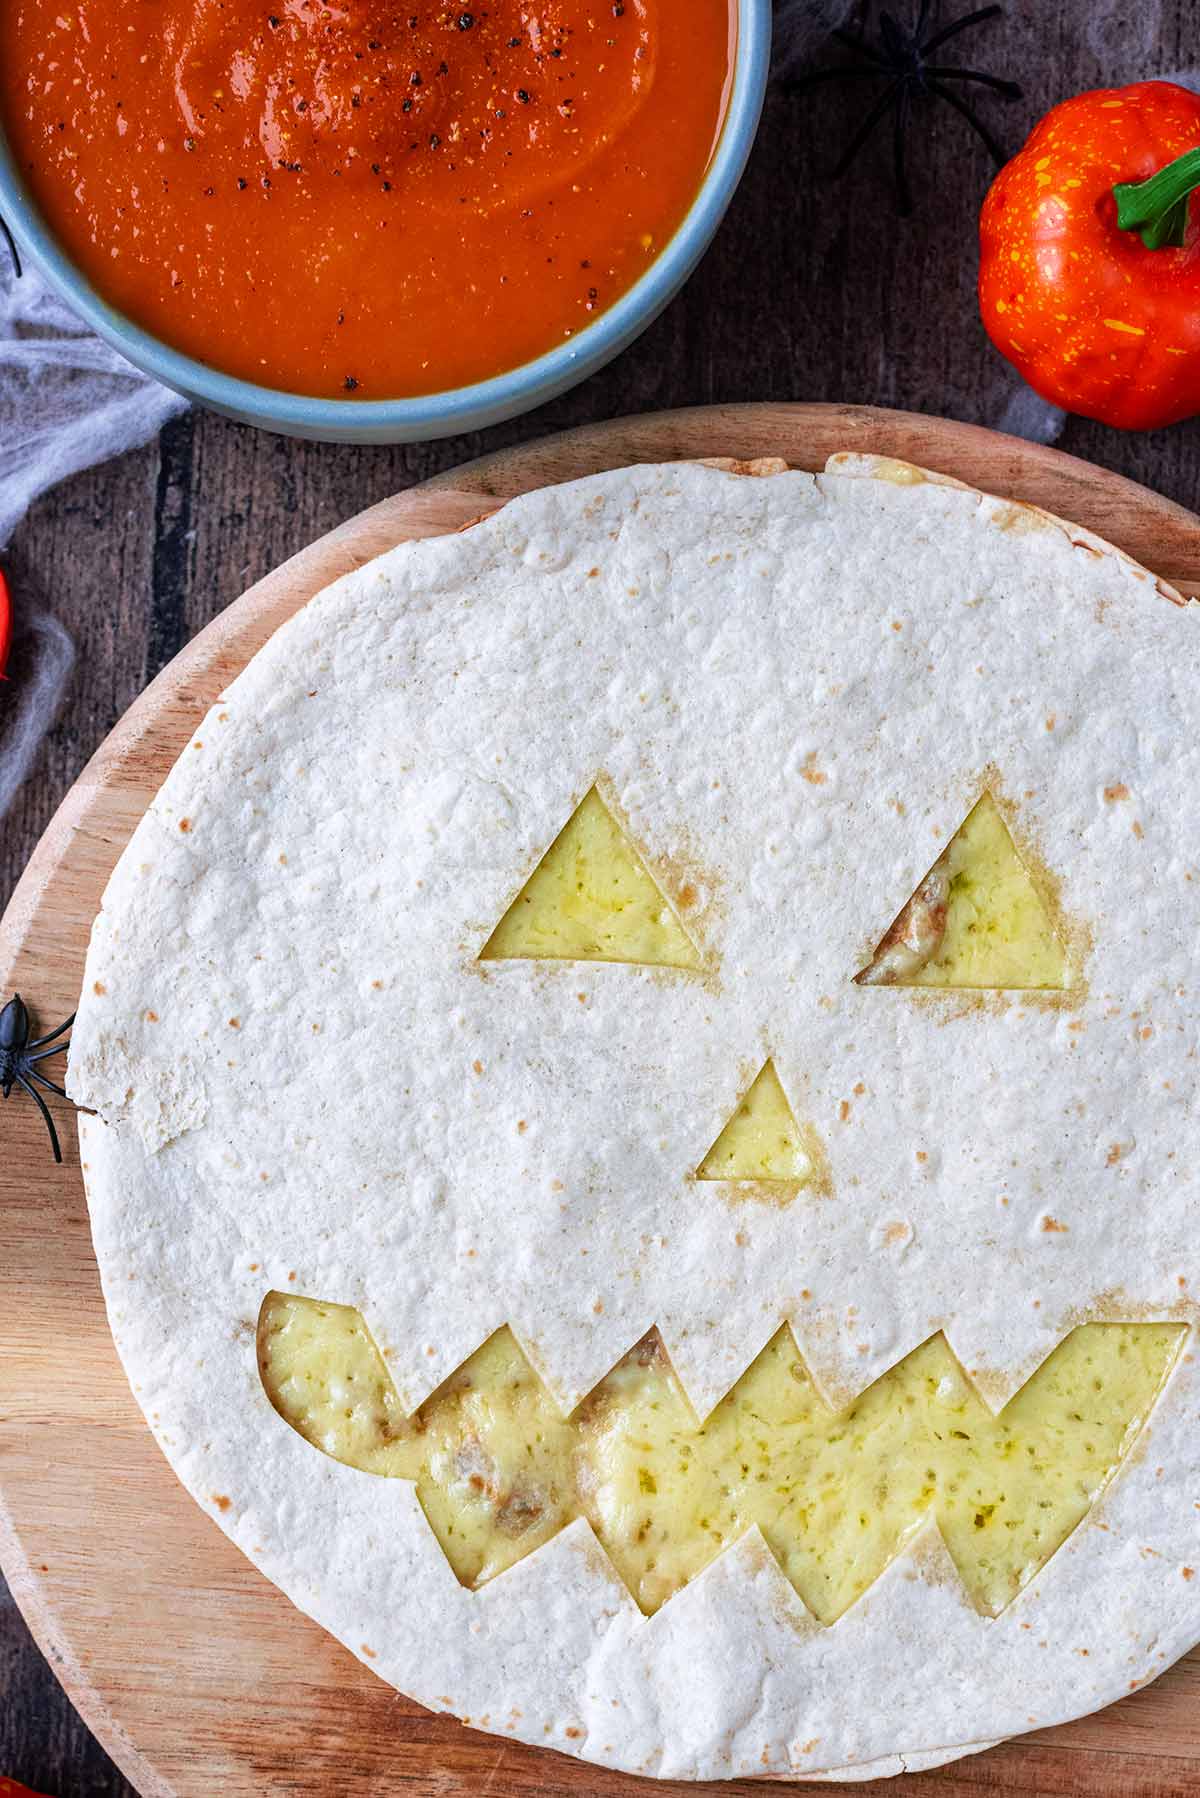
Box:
[3, 404, 1200, 1798]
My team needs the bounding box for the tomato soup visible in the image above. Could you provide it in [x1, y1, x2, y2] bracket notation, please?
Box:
[1, 1, 733, 398]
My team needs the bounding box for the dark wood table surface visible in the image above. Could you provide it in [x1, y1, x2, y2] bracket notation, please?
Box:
[2, 4, 1199, 1793]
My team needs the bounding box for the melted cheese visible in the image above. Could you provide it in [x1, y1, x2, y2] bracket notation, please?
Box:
[696, 1059, 811, 1182]
[479, 787, 700, 968]
[259, 1295, 1181, 1621]
[859, 792, 1068, 989]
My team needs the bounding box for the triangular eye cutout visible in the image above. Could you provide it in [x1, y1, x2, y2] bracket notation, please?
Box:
[480, 787, 702, 969]
[856, 792, 1068, 989]
[697, 1059, 816, 1186]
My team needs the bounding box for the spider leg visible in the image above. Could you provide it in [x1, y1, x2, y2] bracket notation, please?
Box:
[832, 77, 904, 179]
[27, 1067, 67, 1099]
[16, 1070, 63, 1163]
[925, 65, 1022, 98]
[0, 211, 21, 281]
[914, 0, 932, 40]
[29, 1040, 70, 1062]
[893, 81, 913, 217]
[29, 1012, 75, 1052]
[921, 5, 1003, 59]
[928, 78, 1009, 164]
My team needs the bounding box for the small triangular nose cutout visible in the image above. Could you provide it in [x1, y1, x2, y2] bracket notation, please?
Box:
[480, 787, 701, 969]
[856, 792, 1069, 989]
[697, 1059, 816, 1185]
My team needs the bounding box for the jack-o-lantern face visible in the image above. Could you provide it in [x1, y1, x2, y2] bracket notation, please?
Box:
[253, 774, 1174, 1624]
[71, 460, 1200, 1781]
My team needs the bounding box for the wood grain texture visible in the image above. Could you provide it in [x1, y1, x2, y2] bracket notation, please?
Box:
[1, 404, 1199, 1798]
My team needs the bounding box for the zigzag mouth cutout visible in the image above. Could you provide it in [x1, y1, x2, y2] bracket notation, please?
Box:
[258, 1294, 1184, 1624]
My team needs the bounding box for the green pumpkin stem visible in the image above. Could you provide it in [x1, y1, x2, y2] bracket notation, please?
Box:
[1114, 144, 1200, 250]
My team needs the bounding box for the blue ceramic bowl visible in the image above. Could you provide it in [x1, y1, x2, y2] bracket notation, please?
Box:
[0, 8, 770, 444]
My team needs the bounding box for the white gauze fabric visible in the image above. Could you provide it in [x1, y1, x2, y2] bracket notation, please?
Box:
[0, 264, 185, 550]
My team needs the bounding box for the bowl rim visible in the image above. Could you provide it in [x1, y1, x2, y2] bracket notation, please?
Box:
[0, 2, 772, 428]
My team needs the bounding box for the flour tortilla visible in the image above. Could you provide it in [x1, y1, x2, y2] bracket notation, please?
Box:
[70, 457, 1200, 1781]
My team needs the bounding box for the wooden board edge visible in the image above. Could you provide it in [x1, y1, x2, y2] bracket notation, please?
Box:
[425, 402, 1200, 592]
[0, 1488, 172, 1798]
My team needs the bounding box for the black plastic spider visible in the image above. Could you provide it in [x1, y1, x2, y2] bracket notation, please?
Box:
[0, 211, 21, 280]
[789, 2, 1022, 216]
[1, 993, 74, 1163]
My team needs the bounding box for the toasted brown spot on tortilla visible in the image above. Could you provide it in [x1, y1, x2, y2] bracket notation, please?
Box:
[1104, 783, 1129, 803]
[697, 455, 789, 477]
[93, 981, 106, 996]
[179, 817, 191, 832]
[1041, 1216, 1069, 1233]
[213, 1494, 231, 1512]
